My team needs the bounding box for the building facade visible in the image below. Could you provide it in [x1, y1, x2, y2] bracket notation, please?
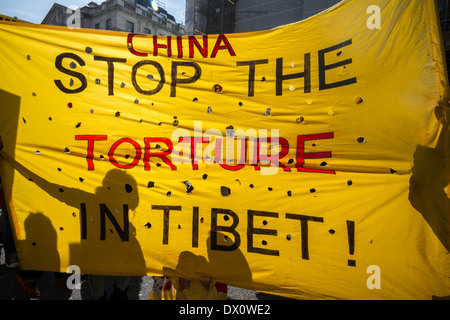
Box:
[185, 0, 236, 35]
[42, 0, 185, 36]
[234, 0, 341, 33]
[185, 0, 342, 35]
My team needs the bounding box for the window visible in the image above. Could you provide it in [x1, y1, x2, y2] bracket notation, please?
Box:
[144, 28, 151, 34]
[106, 19, 112, 30]
[95, 23, 100, 29]
[126, 21, 134, 33]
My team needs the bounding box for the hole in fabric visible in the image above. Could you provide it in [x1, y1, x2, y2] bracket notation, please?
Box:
[347, 180, 352, 186]
[339, 66, 348, 76]
[390, 168, 398, 174]
[202, 174, 208, 180]
[286, 234, 292, 240]
[329, 229, 335, 234]
[249, 184, 254, 188]
[75, 122, 81, 128]
[213, 84, 223, 93]
[85, 47, 93, 54]
[184, 181, 194, 194]
[115, 111, 121, 117]
[166, 191, 172, 197]
[145, 222, 151, 228]
[79, 177, 84, 182]
[226, 125, 234, 138]
[95, 78, 101, 84]
[357, 137, 365, 143]
[125, 184, 133, 193]
[287, 190, 292, 197]
[310, 188, 316, 193]
[296, 116, 305, 124]
[221, 186, 231, 197]
[264, 108, 271, 116]
[355, 96, 363, 104]
[148, 181, 155, 188]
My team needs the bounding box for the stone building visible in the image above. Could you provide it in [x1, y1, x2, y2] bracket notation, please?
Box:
[41, 0, 185, 36]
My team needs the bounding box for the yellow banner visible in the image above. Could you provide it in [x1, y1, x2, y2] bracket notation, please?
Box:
[0, 0, 449, 300]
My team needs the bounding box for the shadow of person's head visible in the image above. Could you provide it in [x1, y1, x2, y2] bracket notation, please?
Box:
[22, 212, 59, 270]
[206, 231, 252, 284]
[95, 169, 140, 211]
[164, 251, 210, 279]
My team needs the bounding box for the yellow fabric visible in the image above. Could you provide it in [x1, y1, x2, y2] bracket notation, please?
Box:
[0, 0, 449, 299]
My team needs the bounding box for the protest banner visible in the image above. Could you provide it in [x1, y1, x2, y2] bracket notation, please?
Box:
[0, 0, 449, 299]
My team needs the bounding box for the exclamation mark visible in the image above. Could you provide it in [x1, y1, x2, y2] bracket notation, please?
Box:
[347, 220, 356, 267]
